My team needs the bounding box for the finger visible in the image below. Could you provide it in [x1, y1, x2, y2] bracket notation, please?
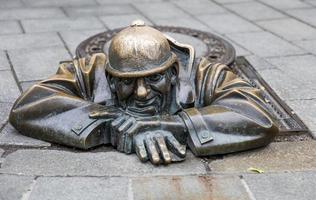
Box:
[110, 128, 117, 147]
[111, 116, 126, 129]
[118, 118, 134, 133]
[155, 135, 171, 164]
[134, 136, 148, 162]
[166, 135, 186, 158]
[145, 136, 160, 165]
[116, 131, 125, 152]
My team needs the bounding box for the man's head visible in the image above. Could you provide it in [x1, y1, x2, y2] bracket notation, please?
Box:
[106, 21, 179, 116]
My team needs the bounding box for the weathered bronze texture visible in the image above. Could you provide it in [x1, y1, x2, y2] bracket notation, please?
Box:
[10, 22, 279, 165]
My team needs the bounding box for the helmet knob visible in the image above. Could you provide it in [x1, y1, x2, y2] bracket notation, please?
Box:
[130, 19, 145, 27]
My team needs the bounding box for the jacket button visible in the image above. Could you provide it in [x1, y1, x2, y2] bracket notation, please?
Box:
[74, 125, 83, 131]
[201, 131, 209, 139]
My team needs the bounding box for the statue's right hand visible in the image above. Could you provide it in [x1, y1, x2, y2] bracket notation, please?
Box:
[89, 106, 122, 120]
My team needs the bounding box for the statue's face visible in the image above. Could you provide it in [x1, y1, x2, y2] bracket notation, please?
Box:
[111, 67, 176, 116]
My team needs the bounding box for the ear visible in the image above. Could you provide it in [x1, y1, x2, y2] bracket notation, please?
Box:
[170, 62, 179, 85]
[106, 74, 116, 93]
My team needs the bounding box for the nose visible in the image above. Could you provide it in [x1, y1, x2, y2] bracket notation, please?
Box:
[136, 78, 148, 99]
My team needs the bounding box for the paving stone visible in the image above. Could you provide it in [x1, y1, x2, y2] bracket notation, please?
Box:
[132, 175, 251, 200]
[244, 55, 275, 70]
[286, 8, 316, 27]
[133, 2, 190, 20]
[0, 175, 35, 200]
[0, 124, 51, 147]
[153, 16, 211, 32]
[227, 31, 305, 57]
[258, 18, 316, 41]
[0, 70, 20, 103]
[173, 0, 226, 15]
[23, 0, 97, 7]
[295, 39, 316, 55]
[257, 68, 316, 100]
[97, 0, 163, 4]
[0, 148, 4, 157]
[22, 17, 104, 33]
[0, 32, 63, 50]
[225, 1, 285, 21]
[0, 8, 66, 20]
[209, 141, 316, 173]
[0, 149, 206, 176]
[287, 99, 316, 136]
[222, 36, 253, 56]
[9, 46, 70, 81]
[59, 29, 106, 55]
[0, 21, 22, 35]
[0, 51, 10, 70]
[214, 0, 253, 4]
[197, 13, 262, 34]
[267, 54, 316, 87]
[28, 177, 128, 200]
[244, 172, 316, 200]
[259, 0, 311, 10]
[100, 14, 152, 30]
[65, 5, 136, 17]
[0, 103, 12, 128]
[0, 0, 23, 8]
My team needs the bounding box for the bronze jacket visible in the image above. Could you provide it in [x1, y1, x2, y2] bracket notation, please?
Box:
[9, 52, 278, 156]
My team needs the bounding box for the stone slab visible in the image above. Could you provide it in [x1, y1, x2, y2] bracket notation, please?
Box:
[173, 0, 226, 15]
[286, 8, 316, 27]
[22, 17, 104, 33]
[267, 54, 316, 87]
[287, 99, 316, 136]
[0, 124, 51, 147]
[28, 177, 128, 200]
[244, 172, 316, 200]
[0, 51, 10, 70]
[257, 18, 316, 41]
[0, 8, 66, 20]
[244, 55, 275, 70]
[197, 13, 262, 34]
[0, 33, 63, 50]
[65, 5, 136, 17]
[225, 1, 285, 21]
[100, 14, 152, 30]
[0, 21, 22, 35]
[0, 175, 35, 200]
[153, 16, 211, 32]
[0, 148, 4, 157]
[295, 39, 316, 55]
[261, 0, 311, 10]
[0, 70, 20, 103]
[132, 175, 251, 200]
[9, 46, 70, 81]
[223, 36, 253, 56]
[133, 2, 189, 20]
[227, 31, 305, 57]
[0, 149, 206, 176]
[23, 0, 97, 7]
[0, 103, 12, 128]
[257, 68, 316, 100]
[60, 29, 106, 55]
[0, 0, 23, 8]
[209, 141, 316, 173]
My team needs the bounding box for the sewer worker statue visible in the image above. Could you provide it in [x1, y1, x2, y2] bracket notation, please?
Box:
[9, 22, 279, 165]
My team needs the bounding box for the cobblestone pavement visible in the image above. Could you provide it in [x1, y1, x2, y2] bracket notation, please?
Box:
[0, 0, 316, 199]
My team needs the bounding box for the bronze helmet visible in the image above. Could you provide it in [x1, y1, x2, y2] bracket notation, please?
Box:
[105, 20, 177, 78]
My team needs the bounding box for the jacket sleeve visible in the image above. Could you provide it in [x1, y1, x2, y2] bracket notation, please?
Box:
[180, 58, 279, 156]
[9, 53, 112, 149]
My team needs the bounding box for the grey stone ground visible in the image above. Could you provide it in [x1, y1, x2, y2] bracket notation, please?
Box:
[0, 0, 316, 199]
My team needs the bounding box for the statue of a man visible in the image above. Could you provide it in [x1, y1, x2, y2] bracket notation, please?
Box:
[10, 23, 278, 165]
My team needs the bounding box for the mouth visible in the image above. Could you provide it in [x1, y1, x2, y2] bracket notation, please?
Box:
[134, 96, 158, 108]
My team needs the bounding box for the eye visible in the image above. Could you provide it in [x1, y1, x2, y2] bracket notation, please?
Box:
[147, 74, 162, 82]
[120, 78, 134, 85]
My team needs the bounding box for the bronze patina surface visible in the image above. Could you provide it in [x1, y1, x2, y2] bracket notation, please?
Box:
[10, 22, 281, 165]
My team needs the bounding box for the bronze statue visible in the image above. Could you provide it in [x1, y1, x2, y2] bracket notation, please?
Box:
[9, 21, 278, 165]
